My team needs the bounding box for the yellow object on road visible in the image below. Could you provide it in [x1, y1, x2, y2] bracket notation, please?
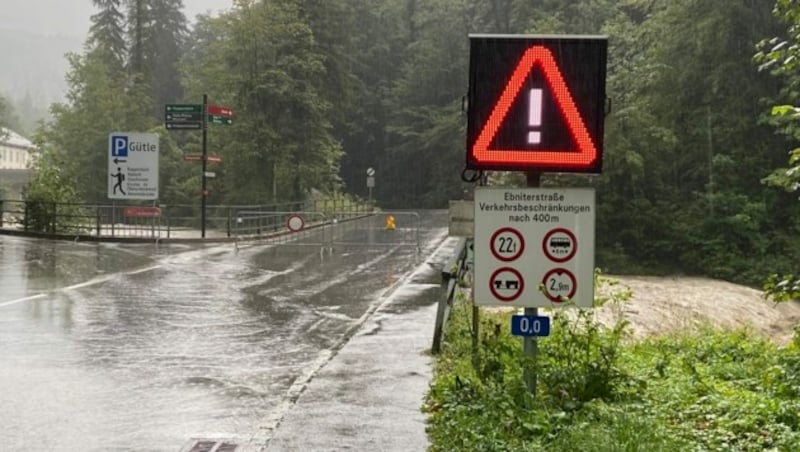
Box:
[386, 215, 396, 230]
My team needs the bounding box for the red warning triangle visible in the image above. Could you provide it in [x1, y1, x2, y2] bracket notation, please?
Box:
[471, 45, 598, 169]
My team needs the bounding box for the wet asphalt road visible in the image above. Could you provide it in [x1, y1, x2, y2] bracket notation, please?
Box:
[0, 211, 449, 451]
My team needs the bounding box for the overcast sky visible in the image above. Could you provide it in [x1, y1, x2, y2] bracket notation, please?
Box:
[0, 0, 232, 37]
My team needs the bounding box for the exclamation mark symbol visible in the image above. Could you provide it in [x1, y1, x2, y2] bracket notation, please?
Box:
[528, 88, 542, 145]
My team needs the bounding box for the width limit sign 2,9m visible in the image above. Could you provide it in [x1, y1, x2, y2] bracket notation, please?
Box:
[474, 187, 595, 308]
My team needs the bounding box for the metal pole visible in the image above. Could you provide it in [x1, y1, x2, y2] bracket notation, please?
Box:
[524, 172, 540, 395]
[201, 94, 208, 238]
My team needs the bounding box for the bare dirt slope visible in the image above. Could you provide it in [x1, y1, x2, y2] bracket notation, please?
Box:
[595, 276, 800, 345]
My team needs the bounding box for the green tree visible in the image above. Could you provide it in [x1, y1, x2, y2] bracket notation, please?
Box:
[381, 0, 477, 208]
[182, 0, 342, 204]
[146, 0, 188, 112]
[594, 0, 792, 282]
[89, 0, 127, 72]
[0, 94, 17, 132]
[22, 131, 83, 232]
[126, 0, 151, 76]
[755, 0, 800, 300]
[38, 49, 156, 202]
[325, 0, 408, 200]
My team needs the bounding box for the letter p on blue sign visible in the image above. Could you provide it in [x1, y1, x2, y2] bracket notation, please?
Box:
[111, 135, 128, 157]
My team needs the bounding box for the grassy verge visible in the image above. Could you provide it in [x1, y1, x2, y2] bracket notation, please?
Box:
[424, 278, 800, 451]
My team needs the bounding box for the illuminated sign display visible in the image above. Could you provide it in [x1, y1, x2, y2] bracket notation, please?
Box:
[466, 35, 608, 173]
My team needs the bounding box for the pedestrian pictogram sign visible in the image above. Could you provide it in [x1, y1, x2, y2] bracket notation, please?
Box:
[466, 35, 607, 173]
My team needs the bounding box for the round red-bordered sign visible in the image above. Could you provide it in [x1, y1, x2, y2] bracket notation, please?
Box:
[489, 267, 524, 302]
[542, 228, 577, 263]
[287, 214, 305, 232]
[541, 268, 577, 302]
[490, 227, 525, 262]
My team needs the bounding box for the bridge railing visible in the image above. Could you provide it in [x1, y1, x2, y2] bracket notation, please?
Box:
[0, 199, 370, 240]
[432, 237, 471, 354]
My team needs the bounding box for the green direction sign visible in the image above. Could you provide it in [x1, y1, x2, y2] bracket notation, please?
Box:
[165, 104, 202, 113]
[166, 122, 203, 130]
[165, 112, 203, 122]
[208, 115, 233, 125]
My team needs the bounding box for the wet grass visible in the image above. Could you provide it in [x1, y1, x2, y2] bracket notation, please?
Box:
[424, 281, 800, 451]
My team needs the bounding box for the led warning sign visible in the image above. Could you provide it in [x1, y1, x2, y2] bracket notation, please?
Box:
[466, 35, 608, 173]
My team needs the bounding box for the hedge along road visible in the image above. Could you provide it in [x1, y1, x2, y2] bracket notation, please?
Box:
[0, 211, 449, 451]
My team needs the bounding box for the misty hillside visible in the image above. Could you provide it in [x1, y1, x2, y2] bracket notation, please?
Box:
[0, 29, 82, 106]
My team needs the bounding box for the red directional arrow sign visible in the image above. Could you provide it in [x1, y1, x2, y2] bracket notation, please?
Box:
[207, 104, 233, 117]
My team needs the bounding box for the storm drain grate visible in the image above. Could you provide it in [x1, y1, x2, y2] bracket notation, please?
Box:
[183, 439, 238, 452]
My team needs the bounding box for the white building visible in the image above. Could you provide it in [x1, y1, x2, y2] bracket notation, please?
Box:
[0, 128, 34, 170]
[0, 128, 35, 199]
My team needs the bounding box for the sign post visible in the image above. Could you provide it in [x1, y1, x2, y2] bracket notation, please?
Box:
[524, 174, 539, 395]
[201, 94, 208, 238]
[165, 98, 233, 238]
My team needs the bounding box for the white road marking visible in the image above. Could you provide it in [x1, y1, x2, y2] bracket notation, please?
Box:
[0, 264, 162, 308]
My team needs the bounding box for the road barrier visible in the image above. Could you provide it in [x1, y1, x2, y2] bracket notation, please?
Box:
[328, 211, 421, 250]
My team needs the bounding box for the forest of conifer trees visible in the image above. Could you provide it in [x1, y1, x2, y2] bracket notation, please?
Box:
[6, 0, 800, 286]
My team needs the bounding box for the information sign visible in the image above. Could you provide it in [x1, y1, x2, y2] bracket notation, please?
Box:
[474, 187, 595, 307]
[207, 104, 234, 117]
[208, 115, 233, 125]
[511, 315, 551, 337]
[108, 132, 159, 200]
[165, 104, 203, 130]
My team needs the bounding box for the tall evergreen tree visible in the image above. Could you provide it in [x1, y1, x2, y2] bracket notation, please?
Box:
[0, 94, 14, 132]
[89, 0, 127, 72]
[123, 0, 187, 116]
[147, 0, 188, 108]
[126, 0, 152, 77]
[181, 0, 342, 203]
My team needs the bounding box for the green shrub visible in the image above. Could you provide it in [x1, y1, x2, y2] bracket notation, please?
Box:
[425, 276, 800, 451]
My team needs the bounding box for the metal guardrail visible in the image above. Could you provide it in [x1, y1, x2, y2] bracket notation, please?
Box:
[0, 199, 336, 239]
[432, 237, 471, 354]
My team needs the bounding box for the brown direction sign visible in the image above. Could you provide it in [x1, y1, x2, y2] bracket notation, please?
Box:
[183, 154, 222, 163]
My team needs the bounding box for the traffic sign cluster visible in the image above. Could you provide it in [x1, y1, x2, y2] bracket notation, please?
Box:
[474, 187, 595, 308]
[165, 103, 234, 130]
